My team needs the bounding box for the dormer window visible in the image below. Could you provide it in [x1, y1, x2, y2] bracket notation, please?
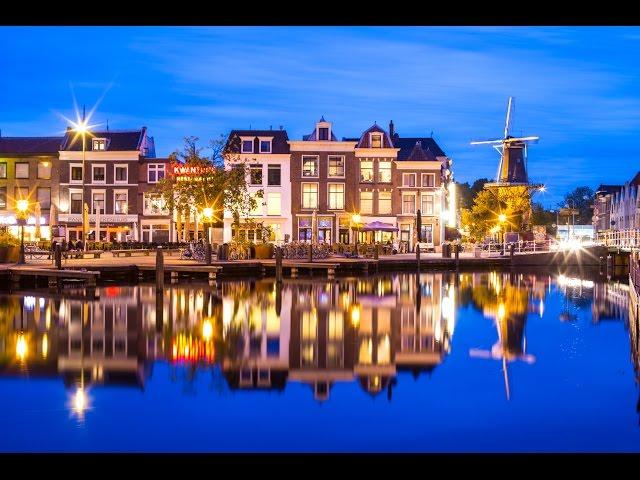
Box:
[318, 127, 329, 141]
[259, 138, 272, 153]
[370, 133, 382, 148]
[92, 138, 106, 151]
[241, 138, 254, 153]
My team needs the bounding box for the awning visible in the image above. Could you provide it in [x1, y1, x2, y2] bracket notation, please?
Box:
[361, 221, 399, 232]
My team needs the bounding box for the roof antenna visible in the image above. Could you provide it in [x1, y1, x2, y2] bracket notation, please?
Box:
[430, 130, 433, 138]
[107, 119, 109, 132]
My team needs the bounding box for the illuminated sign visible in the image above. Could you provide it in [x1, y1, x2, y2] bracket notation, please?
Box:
[172, 164, 217, 182]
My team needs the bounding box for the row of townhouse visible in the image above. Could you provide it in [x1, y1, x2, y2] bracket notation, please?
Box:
[593, 172, 640, 245]
[223, 118, 454, 250]
[0, 127, 172, 243]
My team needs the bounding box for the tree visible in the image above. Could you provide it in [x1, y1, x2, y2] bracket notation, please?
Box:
[460, 186, 532, 242]
[558, 186, 594, 224]
[531, 202, 556, 235]
[155, 136, 259, 241]
[457, 178, 491, 210]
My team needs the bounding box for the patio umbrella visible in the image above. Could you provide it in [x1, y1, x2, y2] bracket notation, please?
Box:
[311, 209, 318, 243]
[416, 209, 422, 242]
[360, 221, 399, 232]
[34, 203, 42, 240]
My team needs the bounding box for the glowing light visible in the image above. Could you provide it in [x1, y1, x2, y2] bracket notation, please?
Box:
[498, 213, 507, 223]
[71, 388, 89, 419]
[350, 304, 361, 326]
[351, 213, 361, 225]
[16, 199, 29, 213]
[16, 334, 27, 361]
[42, 334, 48, 359]
[23, 296, 36, 311]
[539, 299, 545, 318]
[202, 319, 213, 341]
[497, 303, 506, 320]
[202, 207, 214, 220]
[539, 186, 546, 193]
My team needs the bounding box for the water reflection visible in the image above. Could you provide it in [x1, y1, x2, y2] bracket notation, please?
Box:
[0, 270, 632, 417]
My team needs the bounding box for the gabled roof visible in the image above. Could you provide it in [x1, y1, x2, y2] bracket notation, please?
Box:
[303, 120, 338, 141]
[395, 137, 445, 160]
[595, 184, 622, 195]
[0, 136, 62, 155]
[61, 128, 147, 152]
[355, 124, 395, 148]
[630, 171, 640, 186]
[225, 129, 290, 154]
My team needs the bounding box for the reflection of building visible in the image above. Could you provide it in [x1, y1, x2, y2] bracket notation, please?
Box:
[592, 280, 629, 323]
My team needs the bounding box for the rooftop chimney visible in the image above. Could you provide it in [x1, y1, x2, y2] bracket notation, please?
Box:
[279, 125, 283, 130]
[389, 120, 395, 138]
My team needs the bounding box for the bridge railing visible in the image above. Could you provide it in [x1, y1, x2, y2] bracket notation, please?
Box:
[631, 251, 640, 291]
[597, 229, 640, 248]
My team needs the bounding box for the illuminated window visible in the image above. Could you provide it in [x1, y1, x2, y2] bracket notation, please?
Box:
[148, 164, 165, 183]
[421, 173, 435, 187]
[267, 192, 281, 216]
[0, 187, 6, 209]
[302, 183, 318, 209]
[360, 160, 373, 182]
[114, 191, 128, 214]
[92, 192, 105, 214]
[302, 156, 318, 177]
[403, 173, 416, 187]
[421, 195, 434, 215]
[328, 156, 344, 177]
[15, 162, 29, 179]
[378, 160, 391, 183]
[358, 338, 373, 364]
[378, 191, 392, 215]
[92, 138, 106, 151]
[328, 183, 344, 210]
[360, 191, 373, 214]
[143, 193, 168, 215]
[0, 163, 6, 179]
[403, 193, 415, 214]
[37, 161, 51, 180]
[371, 133, 382, 148]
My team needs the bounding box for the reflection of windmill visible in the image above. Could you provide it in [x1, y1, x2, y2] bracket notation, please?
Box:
[471, 97, 543, 190]
[469, 301, 536, 400]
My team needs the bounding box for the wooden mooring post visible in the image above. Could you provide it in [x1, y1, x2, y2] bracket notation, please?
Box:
[416, 245, 421, 272]
[275, 246, 283, 283]
[308, 243, 313, 263]
[156, 247, 165, 291]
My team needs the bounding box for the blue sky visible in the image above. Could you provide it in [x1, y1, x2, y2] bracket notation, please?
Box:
[2, 26, 640, 207]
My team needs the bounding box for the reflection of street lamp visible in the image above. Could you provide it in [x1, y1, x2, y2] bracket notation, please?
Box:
[351, 213, 361, 258]
[16, 199, 29, 264]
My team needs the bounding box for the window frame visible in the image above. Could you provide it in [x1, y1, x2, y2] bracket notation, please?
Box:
[327, 183, 345, 210]
[370, 132, 383, 148]
[91, 164, 106, 184]
[402, 193, 416, 214]
[91, 189, 106, 214]
[360, 190, 374, 215]
[147, 163, 166, 184]
[114, 163, 129, 184]
[69, 189, 83, 214]
[301, 155, 319, 178]
[14, 162, 29, 179]
[378, 160, 392, 183]
[421, 194, 434, 215]
[36, 187, 51, 209]
[402, 173, 417, 188]
[301, 182, 319, 210]
[0, 162, 6, 179]
[378, 191, 392, 215]
[37, 161, 52, 180]
[249, 164, 263, 185]
[267, 164, 281, 186]
[421, 173, 435, 188]
[240, 137, 254, 153]
[266, 192, 282, 216]
[69, 163, 83, 184]
[92, 138, 107, 151]
[114, 189, 129, 215]
[360, 160, 374, 183]
[259, 137, 272, 153]
[0, 186, 7, 210]
[328, 155, 345, 178]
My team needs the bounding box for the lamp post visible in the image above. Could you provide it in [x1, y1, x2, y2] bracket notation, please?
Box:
[16, 199, 29, 265]
[498, 213, 507, 254]
[352, 213, 361, 259]
[202, 207, 213, 244]
[73, 119, 90, 251]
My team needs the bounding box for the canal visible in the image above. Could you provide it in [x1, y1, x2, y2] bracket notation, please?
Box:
[0, 269, 638, 452]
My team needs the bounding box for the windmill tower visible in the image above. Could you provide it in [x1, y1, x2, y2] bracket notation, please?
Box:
[471, 97, 543, 190]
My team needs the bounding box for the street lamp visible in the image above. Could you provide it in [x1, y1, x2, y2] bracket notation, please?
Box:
[73, 120, 90, 251]
[202, 207, 214, 244]
[352, 213, 361, 258]
[497, 213, 507, 254]
[16, 199, 29, 264]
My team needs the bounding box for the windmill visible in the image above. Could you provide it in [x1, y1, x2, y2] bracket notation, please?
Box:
[471, 97, 543, 190]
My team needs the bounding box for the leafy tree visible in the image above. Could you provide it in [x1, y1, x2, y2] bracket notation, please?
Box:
[558, 186, 594, 225]
[460, 186, 532, 242]
[531, 202, 557, 235]
[155, 136, 259, 241]
[457, 178, 491, 210]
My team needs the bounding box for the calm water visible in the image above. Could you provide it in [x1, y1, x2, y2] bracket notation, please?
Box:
[1, 270, 639, 452]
